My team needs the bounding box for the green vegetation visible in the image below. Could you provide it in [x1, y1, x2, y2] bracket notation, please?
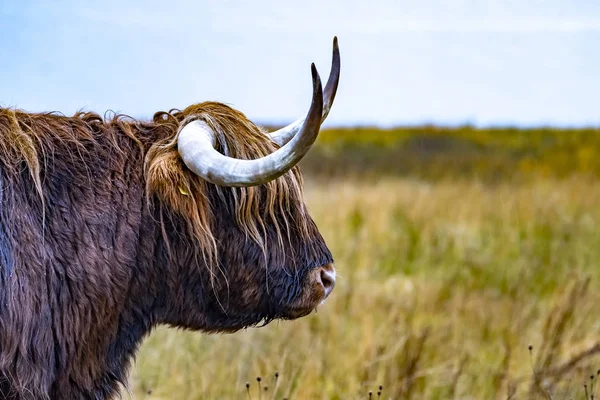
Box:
[301, 126, 600, 181]
[132, 127, 600, 399]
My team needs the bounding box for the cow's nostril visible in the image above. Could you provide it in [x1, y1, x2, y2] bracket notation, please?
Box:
[319, 263, 336, 299]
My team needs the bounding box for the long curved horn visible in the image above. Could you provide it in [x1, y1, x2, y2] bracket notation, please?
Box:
[177, 64, 323, 187]
[269, 36, 340, 147]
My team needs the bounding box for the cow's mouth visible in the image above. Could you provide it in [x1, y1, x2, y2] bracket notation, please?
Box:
[280, 306, 315, 320]
[280, 262, 336, 320]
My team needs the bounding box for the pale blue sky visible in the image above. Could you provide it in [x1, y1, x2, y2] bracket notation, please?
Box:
[1, 0, 599, 127]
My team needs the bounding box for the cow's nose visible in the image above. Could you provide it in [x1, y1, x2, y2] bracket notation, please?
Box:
[318, 263, 336, 299]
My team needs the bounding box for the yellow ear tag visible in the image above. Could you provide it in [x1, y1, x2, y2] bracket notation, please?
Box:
[178, 186, 190, 196]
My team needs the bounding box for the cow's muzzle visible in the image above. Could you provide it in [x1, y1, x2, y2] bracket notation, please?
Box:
[283, 262, 336, 319]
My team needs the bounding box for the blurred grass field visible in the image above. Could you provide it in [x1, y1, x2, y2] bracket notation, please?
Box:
[131, 126, 600, 399]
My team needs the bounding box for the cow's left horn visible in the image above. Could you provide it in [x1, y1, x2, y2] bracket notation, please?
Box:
[269, 36, 340, 147]
[177, 64, 323, 187]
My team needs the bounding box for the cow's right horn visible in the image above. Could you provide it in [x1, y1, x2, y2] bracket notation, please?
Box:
[177, 64, 324, 187]
[268, 36, 340, 147]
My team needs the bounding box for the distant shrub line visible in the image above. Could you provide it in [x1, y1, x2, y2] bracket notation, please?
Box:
[295, 126, 600, 181]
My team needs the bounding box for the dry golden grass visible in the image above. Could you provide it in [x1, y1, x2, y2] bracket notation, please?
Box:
[130, 176, 600, 399]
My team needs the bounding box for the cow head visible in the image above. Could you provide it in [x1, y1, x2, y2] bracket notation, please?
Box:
[144, 38, 340, 332]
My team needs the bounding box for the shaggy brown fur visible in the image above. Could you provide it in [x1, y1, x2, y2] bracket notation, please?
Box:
[0, 103, 332, 399]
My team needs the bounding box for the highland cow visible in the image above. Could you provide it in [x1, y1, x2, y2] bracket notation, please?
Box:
[0, 38, 340, 399]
